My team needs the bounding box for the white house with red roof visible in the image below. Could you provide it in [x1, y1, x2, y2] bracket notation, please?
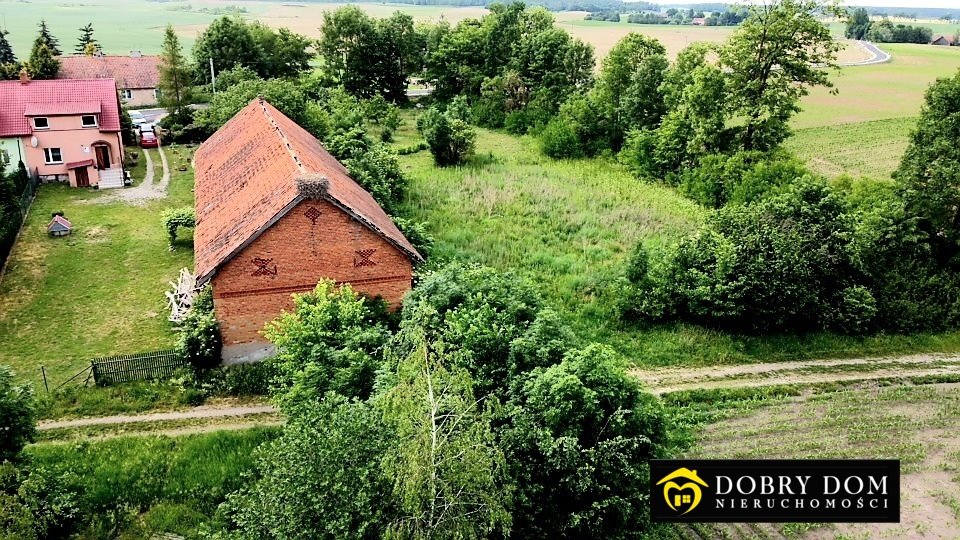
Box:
[0, 72, 126, 188]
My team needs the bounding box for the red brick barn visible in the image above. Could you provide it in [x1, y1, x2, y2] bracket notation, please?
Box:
[193, 98, 423, 355]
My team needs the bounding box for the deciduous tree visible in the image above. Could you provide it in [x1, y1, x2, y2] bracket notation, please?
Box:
[720, 0, 841, 152]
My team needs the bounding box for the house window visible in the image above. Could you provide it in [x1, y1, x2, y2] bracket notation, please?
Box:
[121, 89, 133, 100]
[33, 117, 49, 130]
[43, 148, 63, 164]
[153, 88, 161, 99]
[81, 115, 98, 127]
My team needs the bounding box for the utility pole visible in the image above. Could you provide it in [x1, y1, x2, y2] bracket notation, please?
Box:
[209, 57, 216, 94]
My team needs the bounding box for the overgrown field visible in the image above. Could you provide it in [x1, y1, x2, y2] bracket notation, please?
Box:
[0, 146, 196, 386]
[24, 427, 279, 538]
[392, 118, 960, 368]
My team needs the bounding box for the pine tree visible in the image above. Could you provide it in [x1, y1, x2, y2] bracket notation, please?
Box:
[158, 25, 193, 121]
[34, 20, 61, 57]
[0, 29, 15, 65]
[28, 44, 60, 80]
[75, 23, 100, 55]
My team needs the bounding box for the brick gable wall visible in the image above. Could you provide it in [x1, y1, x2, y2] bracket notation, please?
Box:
[211, 199, 414, 345]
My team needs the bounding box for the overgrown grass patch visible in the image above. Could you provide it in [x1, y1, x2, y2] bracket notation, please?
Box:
[25, 427, 279, 537]
[395, 118, 960, 367]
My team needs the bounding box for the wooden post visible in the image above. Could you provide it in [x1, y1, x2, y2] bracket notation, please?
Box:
[41, 366, 49, 393]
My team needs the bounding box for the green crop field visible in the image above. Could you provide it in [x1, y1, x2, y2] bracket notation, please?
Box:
[787, 117, 917, 180]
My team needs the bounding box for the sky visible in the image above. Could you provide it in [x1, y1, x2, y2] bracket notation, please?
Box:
[841, 1, 960, 7]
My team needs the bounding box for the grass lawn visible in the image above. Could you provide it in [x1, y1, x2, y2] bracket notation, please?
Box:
[25, 427, 279, 538]
[0, 145, 196, 387]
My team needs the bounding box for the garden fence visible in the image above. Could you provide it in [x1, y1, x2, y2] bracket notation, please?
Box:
[91, 349, 187, 385]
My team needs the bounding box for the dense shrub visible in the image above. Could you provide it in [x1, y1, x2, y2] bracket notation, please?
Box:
[626, 178, 864, 333]
[391, 216, 434, 258]
[416, 107, 476, 166]
[0, 365, 35, 462]
[501, 344, 667, 539]
[216, 397, 394, 539]
[160, 206, 196, 246]
[178, 310, 222, 371]
[263, 280, 391, 408]
[398, 263, 551, 399]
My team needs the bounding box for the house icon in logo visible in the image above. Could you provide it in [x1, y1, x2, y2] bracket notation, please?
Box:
[656, 468, 709, 515]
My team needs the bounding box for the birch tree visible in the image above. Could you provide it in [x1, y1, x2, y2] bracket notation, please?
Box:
[381, 338, 511, 539]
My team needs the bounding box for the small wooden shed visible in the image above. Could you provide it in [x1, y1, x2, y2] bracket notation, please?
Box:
[47, 215, 73, 237]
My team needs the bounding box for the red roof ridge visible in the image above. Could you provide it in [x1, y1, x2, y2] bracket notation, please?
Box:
[256, 97, 306, 174]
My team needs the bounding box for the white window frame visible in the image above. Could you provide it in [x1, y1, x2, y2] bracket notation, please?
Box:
[33, 117, 50, 130]
[121, 89, 133, 100]
[81, 115, 98, 128]
[43, 148, 63, 165]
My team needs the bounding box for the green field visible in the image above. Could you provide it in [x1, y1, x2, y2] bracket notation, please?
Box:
[794, 43, 960, 129]
[0, 146, 196, 387]
[787, 117, 916, 180]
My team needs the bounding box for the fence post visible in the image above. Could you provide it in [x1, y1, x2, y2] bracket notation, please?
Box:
[41, 366, 49, 393]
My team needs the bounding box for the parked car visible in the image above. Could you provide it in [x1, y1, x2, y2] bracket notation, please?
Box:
[140, 131, 159, 148]
[139, 122, 155, 134]
[129, 110, 146, 126]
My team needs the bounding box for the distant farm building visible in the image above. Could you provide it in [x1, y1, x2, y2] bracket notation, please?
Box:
[193, 98, 423, 353]
[691, 17, 707, 26]
[47, 215, 72, 236]
[931, 35, 955, 46]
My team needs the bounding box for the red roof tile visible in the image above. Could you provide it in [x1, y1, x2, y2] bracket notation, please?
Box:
[57, 55, 160, 89]
[24, 101, 101, 116]
[0, 79, 121, 137]
[193, 98, 423, 283]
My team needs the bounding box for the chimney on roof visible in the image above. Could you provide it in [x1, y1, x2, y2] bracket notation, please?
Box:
[130, 50, 142, 58]
[18, 67, 30, 85]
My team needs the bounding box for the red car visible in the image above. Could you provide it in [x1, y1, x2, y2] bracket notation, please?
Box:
[140, 131, 159, 148]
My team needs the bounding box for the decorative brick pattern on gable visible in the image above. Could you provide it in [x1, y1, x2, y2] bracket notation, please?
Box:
[193, 98, 422, 346]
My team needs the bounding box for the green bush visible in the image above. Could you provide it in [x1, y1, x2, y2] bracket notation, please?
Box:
[160, 207, 196, 246]
[416, 108, 476, 167]
[539, 117, 583, 159]
[501, 344, 668, 539]
[0, 366, 35, 462]
[263, 280, 391, 409]
[628, 178, 864, 333]
[178, 311, 222, 371]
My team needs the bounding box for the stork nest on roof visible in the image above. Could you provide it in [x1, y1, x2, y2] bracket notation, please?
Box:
[296, 174, 330, 199]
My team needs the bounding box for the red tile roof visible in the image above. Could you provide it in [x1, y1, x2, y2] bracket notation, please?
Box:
[0, 79, 121, 137]
[193, 98, 423, 283]
[57, 55, 161, 89]
[24, 100, 101, 116]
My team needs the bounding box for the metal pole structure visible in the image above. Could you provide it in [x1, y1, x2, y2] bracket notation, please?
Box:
[209, 58, 216, 94]
[41, 366, 49, 393]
